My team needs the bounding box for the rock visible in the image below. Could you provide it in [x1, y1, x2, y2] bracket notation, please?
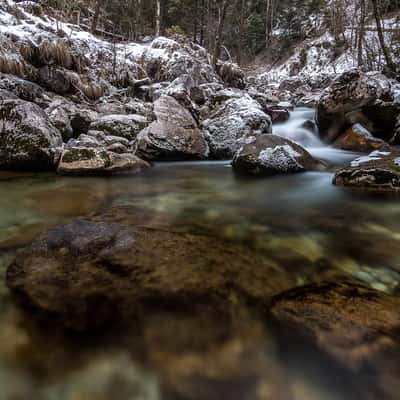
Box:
[334, 123, 389, 152]
[270, 281, 400, 400]
[232, 135, 322, 176]
[0, 89, 18, 100]
[333, 150, 400, 191]
[136, 95, 209, 160]
[47, 102, 73, 142]
[90, 114, 149, 141]
[316, 70, 400, 142]
[202, 96, 272, 159]
[37, 67, 73, 94]
[265, 106, 290, 123]
[0, 73, 44, 103]
[6, 208, 292, 330]
[0, 99, 63, 170]
[57, 136, 149, 176]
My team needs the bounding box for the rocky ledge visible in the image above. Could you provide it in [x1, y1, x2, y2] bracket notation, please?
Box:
[333, 150, 400, 191]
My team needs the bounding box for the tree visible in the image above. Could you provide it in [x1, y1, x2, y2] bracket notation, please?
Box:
[213, 0, 230, 67]
[371, 0, 395, 71]
[155, 0, 161, 36]
[91, 0, 104, 33]
[237, 0, 246, 65]
[357, 0, 366, 67]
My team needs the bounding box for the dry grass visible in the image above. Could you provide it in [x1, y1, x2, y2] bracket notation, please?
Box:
[0, 56, 25, 77]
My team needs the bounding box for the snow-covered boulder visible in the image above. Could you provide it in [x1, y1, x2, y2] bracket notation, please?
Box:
[202, 96, 272, 159]
[0, 73, 44, 103]
[0, 99, 63, 170]
[334, 123, 388, 153]
[232, 135, 323, 176]
[333, 150, 400, 191]
[316, 70, 400, 143]
[90, 114, 149, 141]
[136, 95, 209, 160]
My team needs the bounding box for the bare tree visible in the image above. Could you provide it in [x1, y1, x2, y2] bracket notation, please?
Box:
[237, 0, 245, 66]
[91, 0, 103, 33]
[213, 0, 230, 67]
[265, 0, 274, 47]
[371, 0, 395, 71]
[155, 0, 161, 37]
[357, 0, 366, 67]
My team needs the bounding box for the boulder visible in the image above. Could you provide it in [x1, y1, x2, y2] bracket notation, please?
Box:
[37, 67, 73, 94]
[333, 150, 400, 191]
[57, 135, 149, 176]
[270, 282, 400, 400]
[0, 99, 63, 170]
[202, 96, 272, 159]
[316, 70, 400, 142]
[334, 123, 389, 152]
[0, 73, 44, 103]
[90, 114, 149, 141]
[6, 208, 292, 330]
[232, 135, 322, 176]
[0, 89, 18, 100]
[136, 95, 209, 160]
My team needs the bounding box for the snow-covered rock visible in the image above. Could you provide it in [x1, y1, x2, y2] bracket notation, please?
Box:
[136, 95, 208, 161]
[202, 95, 272, 159]
[317, 70, 400, 143]
[0, 99, 63, 170]
[232, 135, 323, 176]
[90, 114, 149, 141]
[333, 150, 400, 191]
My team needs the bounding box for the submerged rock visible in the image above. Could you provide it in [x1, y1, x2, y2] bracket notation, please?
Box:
[232, 135, 323, 176]
[202, 96, 272, 159]
[136, 95, 209, 160]
[333, 150, 400, 191]
[0, 99, 63, 170]
[270, 281, 400, 400]
[334, 123, 389, 152]
[6, 209, 291, 330]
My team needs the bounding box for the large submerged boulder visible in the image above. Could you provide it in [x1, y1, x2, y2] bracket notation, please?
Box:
[6, 208, 291, 330]
[232, 135, 323, 176]
[136, 95, 209, 160]
[316, 70, 400, 143]
[202, 95, 272, 159]
[0, 99, 63, 170]
[333, 149, 400, 191]
[270, 282, 400, 400]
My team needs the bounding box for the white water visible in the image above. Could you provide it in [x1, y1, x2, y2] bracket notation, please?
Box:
[273, 107, 360, 166]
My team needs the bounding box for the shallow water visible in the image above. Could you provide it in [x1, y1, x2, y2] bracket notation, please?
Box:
[0, 110, 399, 399]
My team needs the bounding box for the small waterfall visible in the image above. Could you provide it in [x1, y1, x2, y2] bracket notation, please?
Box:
[273, 107, 360, 166]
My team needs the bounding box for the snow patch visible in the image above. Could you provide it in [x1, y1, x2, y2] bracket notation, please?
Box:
[351, 151, 391, 167]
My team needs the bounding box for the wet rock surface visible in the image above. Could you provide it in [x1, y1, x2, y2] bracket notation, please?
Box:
[0, 99, 63, 170]
[6, 208, 292, 330]
[270, 281, 400, 400]
[232, 134, 323, 176]
[334, 150, 400, 191]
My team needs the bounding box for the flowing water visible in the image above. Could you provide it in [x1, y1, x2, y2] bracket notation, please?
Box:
[0, 109, 399, 399]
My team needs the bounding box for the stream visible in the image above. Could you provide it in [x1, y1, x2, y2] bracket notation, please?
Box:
[0, 108, 399, 399]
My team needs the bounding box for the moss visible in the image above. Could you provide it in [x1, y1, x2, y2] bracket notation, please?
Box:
[62, 148, 96, 163]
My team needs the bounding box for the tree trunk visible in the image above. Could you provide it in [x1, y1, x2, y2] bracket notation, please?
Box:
[237, 0, 245, 66]
[213, 0, 230, 68]
[155, 0, 161, 37]
[357, 0, 366, 67]
[199, 0, 205, 45]
[371, 0, 395, 71]
[91, 0, 102, 33]
[193, 0, 199, 43]
[265, 0, 271, 46]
